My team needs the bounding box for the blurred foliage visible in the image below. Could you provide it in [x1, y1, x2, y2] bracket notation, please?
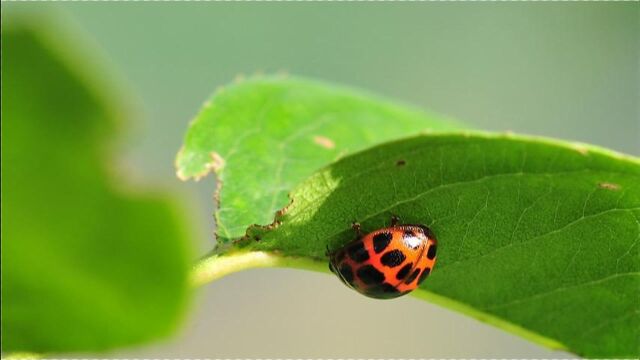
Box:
[2, 20, 192, 352]
[179, 79, 640, 357]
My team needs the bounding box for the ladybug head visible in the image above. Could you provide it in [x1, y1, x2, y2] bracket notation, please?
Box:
[417, 224, 437, 242]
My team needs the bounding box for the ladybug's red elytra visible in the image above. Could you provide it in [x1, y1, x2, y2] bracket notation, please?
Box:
[328, 216, 437, 299]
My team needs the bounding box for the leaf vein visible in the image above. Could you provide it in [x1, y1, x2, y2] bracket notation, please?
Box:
[437, 207, 640, 271]
[484, 272, 640, 311]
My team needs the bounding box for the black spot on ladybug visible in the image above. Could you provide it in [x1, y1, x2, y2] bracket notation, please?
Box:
[381, 283, 399, 293]
[417, 267, 431, 285]
[371, 283, 400, 294]
[403, 230, 415, 238]
[339, 264, 355, 284]
[347, 241, 370, 263]
[396, 159, 406, 166]
[357, 265, 385, 285]
[396, 262, 413, 280]
[372, 232, 392, 254]
[380, 249, 406, 268]
[426, 244, 437, 260]
[404, 268, 421, 284]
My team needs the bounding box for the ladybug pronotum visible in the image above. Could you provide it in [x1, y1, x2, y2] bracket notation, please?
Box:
[328, 217, 437, 299]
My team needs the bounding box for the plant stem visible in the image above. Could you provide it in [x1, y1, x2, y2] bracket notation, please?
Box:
[190, 249, 328, 287]
[190, 248, 570, 353]
[2, 353, 41, 360]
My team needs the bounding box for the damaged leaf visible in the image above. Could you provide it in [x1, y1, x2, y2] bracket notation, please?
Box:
[178, 76, 639, 358]
[175, 76, 461, 242]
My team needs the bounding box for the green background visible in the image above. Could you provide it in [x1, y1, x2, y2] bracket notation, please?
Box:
[3, 3, 638, 357]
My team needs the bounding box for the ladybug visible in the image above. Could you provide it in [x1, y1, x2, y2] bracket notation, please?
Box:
[328, 216, 437, 299]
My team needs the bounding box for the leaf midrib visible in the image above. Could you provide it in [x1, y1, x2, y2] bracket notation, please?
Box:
[281, 170, 636, 245]
[278, 133, 638, 227]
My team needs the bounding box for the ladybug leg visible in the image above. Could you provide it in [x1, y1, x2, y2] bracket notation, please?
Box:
[391, 215, 401, 227]
[351, 221, 362, 238]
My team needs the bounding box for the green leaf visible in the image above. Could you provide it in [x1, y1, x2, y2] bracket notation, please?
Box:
[182, 82, 639, 356]
[2, 21, 192, 352]
[176, 76, 461, 241]
[238, 132, 638, 358]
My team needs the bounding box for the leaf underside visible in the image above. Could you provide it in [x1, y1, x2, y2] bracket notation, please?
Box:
[2, 21, 191, 352]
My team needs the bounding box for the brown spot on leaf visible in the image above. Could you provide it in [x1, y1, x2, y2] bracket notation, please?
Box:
[599, 182, 621, 191]
[396, 159, 406, 167]
[313, 135, 335, 149]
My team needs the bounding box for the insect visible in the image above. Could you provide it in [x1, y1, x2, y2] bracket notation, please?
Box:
[328, 216, 437, 299]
